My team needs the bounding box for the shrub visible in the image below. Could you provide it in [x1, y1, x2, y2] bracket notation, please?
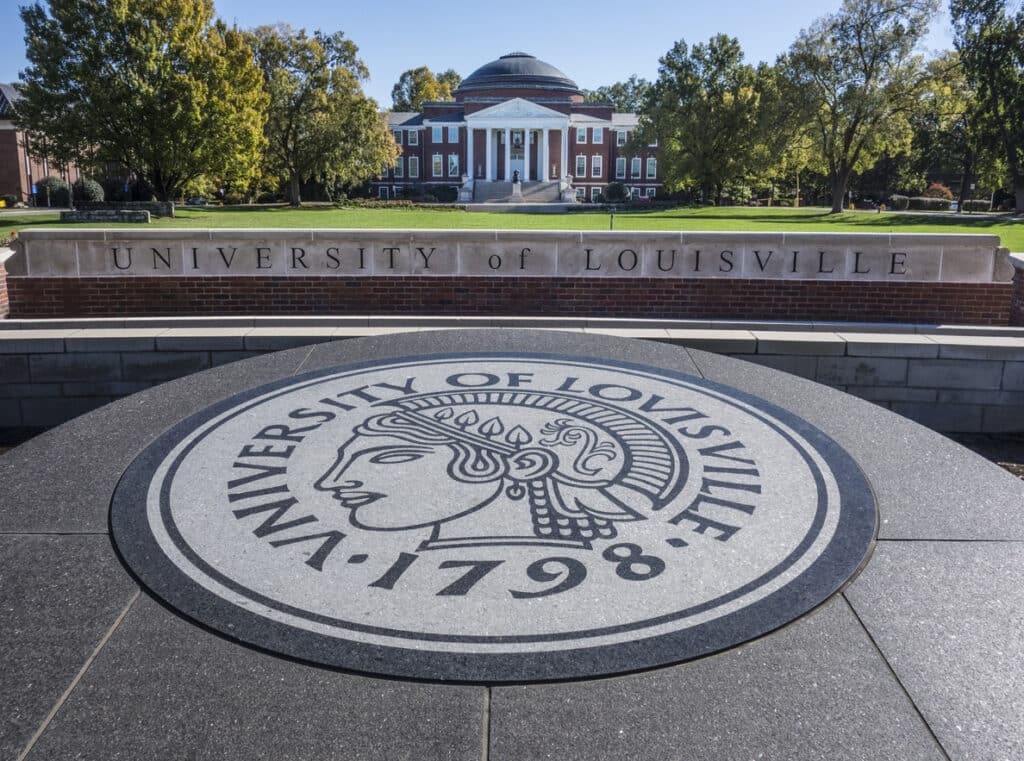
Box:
[887, 194, 909, 210]
[73, 178, 105, 203]
[36, 176, 70, 206]
[255, 191, 283, 204]
[907, 196, 952, 211]
[604, 182, 629, 203]
[922, 182, 954, 200]
[963, 199, 991, 212]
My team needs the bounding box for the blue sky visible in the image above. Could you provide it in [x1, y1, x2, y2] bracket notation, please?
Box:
[1, 0, 955, 106]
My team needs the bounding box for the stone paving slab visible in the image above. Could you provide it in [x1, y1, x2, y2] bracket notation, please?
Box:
[22, 596, 485, 761]
[845, 541, 1024, 761]
[1, 329, 1021, 761]
[0, 536, 138, 761]
[489, 598, 946, 761]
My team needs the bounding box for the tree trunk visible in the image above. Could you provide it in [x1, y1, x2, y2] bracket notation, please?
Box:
[794, 171, 800, 208]
[1016, 180, 1024, 214]
[289, 173, 302, 207]
[830, 171, 850, 214]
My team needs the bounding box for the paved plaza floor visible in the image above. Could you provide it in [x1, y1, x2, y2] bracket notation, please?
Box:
[1, 330, 1022, 761]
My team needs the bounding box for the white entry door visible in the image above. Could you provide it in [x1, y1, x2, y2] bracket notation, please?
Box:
[509, 129, 525, 180]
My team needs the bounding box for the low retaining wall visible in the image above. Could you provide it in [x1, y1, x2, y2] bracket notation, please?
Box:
[2, 317, 1023, 440]
[3, 229, 1017, 324]
[59, 210, 151, 223]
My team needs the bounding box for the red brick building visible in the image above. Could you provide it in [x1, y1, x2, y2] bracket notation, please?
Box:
[376, 53, 661, 203]
[0, 83, 81, 206]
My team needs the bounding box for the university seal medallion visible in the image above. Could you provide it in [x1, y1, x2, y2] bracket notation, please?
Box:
[111, 353, 875, 681]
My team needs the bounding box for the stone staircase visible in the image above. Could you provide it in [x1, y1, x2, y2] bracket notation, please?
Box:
[472, 181, 562, 203]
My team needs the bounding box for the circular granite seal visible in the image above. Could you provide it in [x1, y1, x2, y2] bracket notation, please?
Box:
[111, 350, 876, 682]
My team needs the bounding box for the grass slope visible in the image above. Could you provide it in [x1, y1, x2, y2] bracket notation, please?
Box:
[2, 205, 1022, 250]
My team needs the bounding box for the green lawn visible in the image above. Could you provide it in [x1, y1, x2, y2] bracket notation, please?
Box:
[3, 205, 1022, 250]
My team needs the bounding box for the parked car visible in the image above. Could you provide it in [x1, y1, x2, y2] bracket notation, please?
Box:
[950, 201, 959, 212]
[185, 196, 208, 206]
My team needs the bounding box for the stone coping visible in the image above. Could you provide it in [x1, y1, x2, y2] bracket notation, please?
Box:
[3, 315, 1024, 339]
[10, 228, 1007, 243]
[1010, 252, 1024, 270]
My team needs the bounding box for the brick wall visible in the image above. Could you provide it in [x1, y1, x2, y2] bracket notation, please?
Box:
[5, 275, 1014, 325]
[1012, 266, 1024, 327]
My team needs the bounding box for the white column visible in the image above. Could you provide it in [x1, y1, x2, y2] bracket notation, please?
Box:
[542, 127, 550, 181]
[560, 127, 568, 179]
[467, 128, 474, 180]
[524, 128, 531, 182]
[504, 128, 511, 181]
[485, 128, 493, 180]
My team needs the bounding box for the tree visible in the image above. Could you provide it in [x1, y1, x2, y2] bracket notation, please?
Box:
[437, 69, 462, 95]
[638, 35, 764, 203]
[251, 25, 398, 206]
[782, 0, 939, 212]
[584, 75, 651, 112]
[15, 0, 267, 202]
[391, 67, 456, 111]
[951, 0, 1024, 211]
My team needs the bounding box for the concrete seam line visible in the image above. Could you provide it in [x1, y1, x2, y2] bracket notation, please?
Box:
[16, 589, 142, 761]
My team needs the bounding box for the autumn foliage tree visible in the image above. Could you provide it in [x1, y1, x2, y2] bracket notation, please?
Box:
[251, 25, 398, 205]
[782, 0, 939, 212]
[16, 0, 267, 201]
[391, 67, 460, 111]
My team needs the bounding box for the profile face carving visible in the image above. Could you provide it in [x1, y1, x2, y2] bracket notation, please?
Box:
[314, 390, 687, 549]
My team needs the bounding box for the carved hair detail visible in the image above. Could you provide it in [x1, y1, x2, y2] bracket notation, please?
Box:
[539, 418, 618, 477]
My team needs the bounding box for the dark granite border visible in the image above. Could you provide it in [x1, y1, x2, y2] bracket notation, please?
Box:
[110, 345, 876, 683]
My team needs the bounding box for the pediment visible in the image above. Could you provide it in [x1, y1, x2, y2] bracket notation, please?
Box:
[466, 98, 566, 121]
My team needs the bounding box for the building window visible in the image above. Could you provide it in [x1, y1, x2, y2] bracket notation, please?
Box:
[575, 187, 586, 200]
[575, 155, 586, 177]
[432, 154, 443, 177]
[615, 157, 626, 179]
[393, 130, 402, 144]
[592, 128, 603, 144]
[447, 126, 459, 143]
[448, 153, 460, 177]
[591, 187, 602, 202]
[409, 156, 419, 178]
[408, 130, 418, 146]
[617, 130, 627, 146]
[631, 187, 640, 200]
[647, 158, 657, 179]
[576, 127, 587, 144]
[648, 138, 658, 147]
[631, 157, 641, 178]
[394, 157, 403, 178]
[591, 155, 602, 178]
[648, 187, 656, 198]
[378, 186, 388, 199]
[432, 126, 442, 143]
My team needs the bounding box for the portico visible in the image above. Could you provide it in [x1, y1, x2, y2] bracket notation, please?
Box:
[465, 99, 568, 182]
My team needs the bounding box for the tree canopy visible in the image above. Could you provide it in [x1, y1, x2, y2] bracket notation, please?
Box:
[391, 67, 460, 111]
[638, 35, 764, 203]
[251, 25, 397, 205]
[584, 75, 651, 112]
[781, 0, 939, 212]
[952, 0, 1024, 211]
[15, 0, 267, 202]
